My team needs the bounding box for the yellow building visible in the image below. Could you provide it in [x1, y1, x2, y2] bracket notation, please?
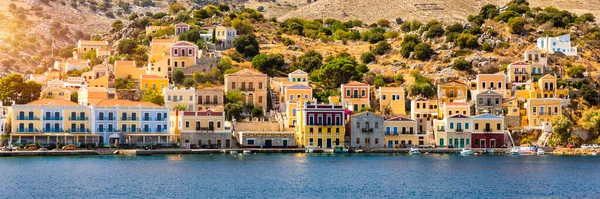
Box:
[76, 40, 109, 58]
[115, 61, 146, 80]
[224, 69, 268, 110]
[284, 84, 312, 102]
[41, 87, 72, 101]
[473, 73, 510, 98]
[169, 41, 198, 70]
[140, 74, 168, 91]
[471, 114, 505, 148]
[410, 97, 439, 133]
[384, 117, 426, 148]
[341, 81, 370, 112]
[502, 98, 520, 117]
[196, 87, 224, 111]
[507, 61, 532, 84]
[176, 108, 232, 148]
[526, 98, 562, 128]
[437, 80, 468, 102]
[442, 102, 470, 118]
[10, 99, 99, 145]
[285, 98, 317, 128]
[88, 75, 109, 88]
[78, 87, 109, 106]
[377, 87, 406, 116]
[214, 25, 237, 50]
[296, 103, 345, 149]
[149, 38, 176, 63]
[163, 87, 196, 111]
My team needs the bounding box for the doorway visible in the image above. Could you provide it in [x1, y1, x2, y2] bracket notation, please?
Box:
[265, 140, 272, 148]
[480, 139, 486, 148]
[317, 138, 322, 148]
[326, 138, 332, 148]
[490, 139, 496, 148]
[283, 140, 288, 148]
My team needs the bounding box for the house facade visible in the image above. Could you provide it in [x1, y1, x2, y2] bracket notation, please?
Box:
[224, 69, 268, 110]
[348, 111, 384, 149]
[471, 114, 505, 148]
[296, 103, 345, 149]
[341, 81, 370, 112]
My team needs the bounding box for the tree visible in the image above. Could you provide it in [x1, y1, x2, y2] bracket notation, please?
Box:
[0, 74, 42, 104]
[141, 89, 164, 106]
[508, 17, 525, 34]
[251, 107, 264, 118]
[70, 92, 78, 103]
[368, 32, 384, 44]
[168, 2, 185, 14]
[374, 76, 385, 87]
[409, 72, 435, 98]
[566, 65, 586, 78]
[225, 90, 244, 104]
[178, 28, 201, 43]
[413, 43, 433, 61]
[582, 109, 600, 138]
[377, 19, 390, 27]
[452, 58, 471, 71]
[372, 41, 391, 55]
[224, 103, 243, 121]
[233, 34, 260, 58]
[184, 78, 196, 88]
[361, 52, 376, 64]
[112, 20, 124, 32]
[359, 107, 375, 113]
[252, 53, 285, 76]
[425, 24, 445, 38]
[482, 42, 493, 52]
[117, 39, 137, 54]
[174, 104, 188, 111]
[317, 57, 361, 89]
[173, 69, 185, 85]
[479, 4, 499, 19]
[456, 33, 479, 49]
[286, 50, 316, 72]
[581, 84, 599, 106]
[394, 74, 404, 86]
[231, 18, 254, 35]
[550, 115, 572, 146]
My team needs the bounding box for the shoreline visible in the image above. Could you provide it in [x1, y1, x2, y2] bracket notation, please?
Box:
[0, 147, 598, 157]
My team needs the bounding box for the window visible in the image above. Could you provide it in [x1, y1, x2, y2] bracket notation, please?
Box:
[185, 121, 190, 128]
[174, 49, 178, 55]
[482, 82, 486, 89]
[247, 139, 255, 145]
[356, 122, 360, 128]
[356, 138, 360, 144]
[465, 123, 469, 130]
[168, 95, 171, 101]
[361, 90, 366, 96]
[375, 122, 378, 128]
[258, 96, 263, 103]
[497, 123, 501, 130]
[258, 82, 263, 89]
[232, 82, 236, 89]
[450, 123, 454, 129]
[309, 138, 314, 146]
[382, 95, 387, 100]
[475, 123, 479, 130]
[346, 89, 350, 97]
[497, 82, 501, 89]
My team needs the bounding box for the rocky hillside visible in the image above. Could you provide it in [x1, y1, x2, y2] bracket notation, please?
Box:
[278, 0, 600, 24]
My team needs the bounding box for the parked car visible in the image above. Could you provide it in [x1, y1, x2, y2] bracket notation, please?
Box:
[41, 144, 57, 150]
[26, 145, 38, 150]
[190, 144, 200, 149]
[447, 145, 455, 148]
[62, 144, 76, 150]
[419, 145, 434, 148]
[581, 144, 593, 149]
[591, 144, 600, 149]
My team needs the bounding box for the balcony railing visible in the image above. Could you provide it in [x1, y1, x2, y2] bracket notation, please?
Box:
[97, 117, 115, 121]
[17, 128, 38, 133]
[121, 117, 138, 121]
[361, 128, 373, 133]
[437, 127, 445, 132]
[456, 128, 463, 132]
[69, 117, 88, 121]
[17, 116, 39, 120]
[121, 128, 141, 133]
[195, 127, 215, 132]
[417, 132, 426, 135]
[69, 128, 90, 133]
[484, 128, 492, 133]
[533, 112, 558, 116]
[96, 128, 116, 132]
[239, 87, 255, 91]
[43, 116, 63, 120]
[142, 128, 167, 133]
[43, 128, 64, 133]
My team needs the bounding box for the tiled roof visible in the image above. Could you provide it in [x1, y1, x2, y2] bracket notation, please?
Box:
[93, 99, 161, 107]
[445, 102, 468, 106]
[448, 114, 470, 119]
[182, 109, 224, 116]
[289, 69, 308, 75]
[343, 81, 368, 86]
[227, 68, 266, 76]
[171, 41, 197, 47]
[386, 117, 414, 121]
[510, 61, 529, 65]
[287, 84, 311, 89]
[26, 99, 80, 106]
[472, 113, 502, 119]
[151, 39, 176, 44]
[140, 74, 165, 79]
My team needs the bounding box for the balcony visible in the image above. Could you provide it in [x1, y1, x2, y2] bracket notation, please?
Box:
[437, 127, 445, 132]
[69, 117, 88, 121]
[534, 112, 558, 116]
[17, 116, 39, 120]
[155, 117, 167, 121]
[142, 128, 167, 133]
[43, 116, 63, 120]
[17, 128, 38, 133]
[484, 128, 492, 133]
[456, 128, 464, 132]
[195, 127, 215, 132]
[239, 87, 255, 91]
[43, 128, 64, 133]
[361, 128, 373, 133]
[416, 132, 426, 135]
[143, 117, 151, 121]
[121, 117, 138, 121]
[121, 128, 141, 133]
[69, 128, 90, 133]
[96, 128, 116, 132]
[514, 71, 528, 74]
[98, 117, 115, 121]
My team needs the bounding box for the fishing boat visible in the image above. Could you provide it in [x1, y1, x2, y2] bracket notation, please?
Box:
[408, 147, 421, 155]
[536, 148, 545, 156]
[460, 148, 474, 156]
[509, 147, 520, 156]
[518, 146, 537, 156]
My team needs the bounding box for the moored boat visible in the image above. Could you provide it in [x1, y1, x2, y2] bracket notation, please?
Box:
[243, 150, 251, 155]
[537, 148, 545, 156]
[460, 148, 474, 156]
[334, 146, 349, 153]
[408, 147, 421, 155]
[509, 147, 519, 156]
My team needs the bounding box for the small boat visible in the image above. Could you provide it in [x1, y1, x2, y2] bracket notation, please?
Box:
[354, 149, 364, 153]
[230, 151, 238, 155]
[425, 152, 430, 156]
[460, 148, 474, 156]
[408, 148, 421, 155]
[509, 147, 520, 156]
[536, 148, 545, 156]
[242, 150, 251, 154]
[334, 146, 349, 153]
[592, 152, 598, 156]
[305, 149, 314, 153]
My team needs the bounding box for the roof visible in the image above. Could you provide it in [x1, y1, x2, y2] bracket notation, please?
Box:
[289, 69, 308, 75]
[448, 114, 470, 119]
[287, 84, 311, 89]
[79, 40, 108, 46]
[171, 41, 197, 47]
[352, 111, 381, 118]
[174, 22, 189, 26]
[479, 90, 501, 95]
[66, 59, 89, 66]
[25, 99, 80, 106]
[81, 87, 108, 92]
[115, 61, 135, 67]
[440, 80, 466, 86]
[182, 109, 224, 116]
[93, 99, 161, 107]
[140, 74, 166, 79]
[152, 38, 176, 44]
[472, 113, 502, 119]
[226, 68, 266, 77]
[510, 61, 529, 65]
[386, 117, 414, 122]
[502, 98, 517, 103]
[343, 81, 368, 87]
[379, 87, 404, 91]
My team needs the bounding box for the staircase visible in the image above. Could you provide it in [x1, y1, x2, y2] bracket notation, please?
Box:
[536, 131, 551, 147]
[270, 91, 280, 111]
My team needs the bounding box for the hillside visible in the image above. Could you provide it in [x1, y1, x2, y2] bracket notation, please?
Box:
[278, 0, 600, 24]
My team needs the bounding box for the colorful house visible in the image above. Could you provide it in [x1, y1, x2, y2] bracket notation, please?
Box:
[41, 86, 72, 101]
[215, 25, 237, 50]
[163, 87, 196, 111]
[442, 102, 470, 118]
[176, 108, 232, 148]
[78, 87, 109, 106]
[473, 73, 509, 98]
[383, 116, 424, 148]
[284, 84, 312, 102]
[76, 40, 109, 58]
[536, 34, 577, 56]
[341, 81, 370, 112]
[348, 111, 384, 149]
[196, 87, 224, 111]
[174, 23, 190, 36]
[471, 114, 505, 148]
[437, 80, 468, 102]
[410, 97, 438, 133]
[224, 69, 268, 110]
[525, 98, 562, 128]
[377, 87, 406, 116]
[296, 103, 345, 149]
[433, 114, 472, 148]
[140, 74, 168, 91]
[285, 98, 317, 128]
[115, 61, 146, 80]
[475, 90, 503, 115]
[507, 61, 534, 84]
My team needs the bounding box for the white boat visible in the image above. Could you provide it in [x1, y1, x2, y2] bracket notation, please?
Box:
[518, 146, 537, 156]
[537, 148, 545, 156]
[242, 150, 251, 154]
[408, 148, 421, 155]
[592, 152, 597, 156]
[460, 148, 474, 156]
[305, 149, 314, 153]
[230, 151, 238, 155]
[354, 149, 364, 153]
[509, 147, 520, 156]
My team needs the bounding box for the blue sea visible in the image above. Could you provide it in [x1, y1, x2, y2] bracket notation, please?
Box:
[1, 153, 599, 198]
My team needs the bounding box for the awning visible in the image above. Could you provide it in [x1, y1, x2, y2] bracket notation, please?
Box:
[109, 133, 121, 138]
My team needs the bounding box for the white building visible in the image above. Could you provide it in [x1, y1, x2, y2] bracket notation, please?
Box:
[536, 34, 577, 56]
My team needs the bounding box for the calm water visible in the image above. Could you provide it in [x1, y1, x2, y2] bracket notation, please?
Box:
[1, 153, 600, 198]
